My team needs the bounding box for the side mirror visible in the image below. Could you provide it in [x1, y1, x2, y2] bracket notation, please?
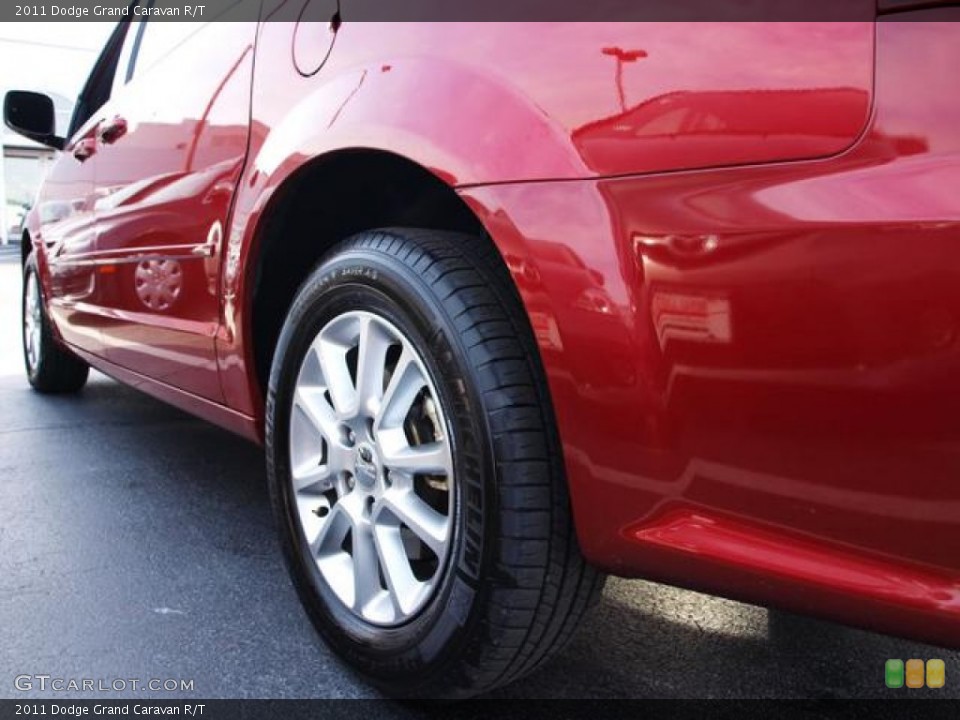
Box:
[4, 90, 64, 150]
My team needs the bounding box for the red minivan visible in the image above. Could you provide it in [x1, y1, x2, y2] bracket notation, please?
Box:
[6, 7, 960, 697]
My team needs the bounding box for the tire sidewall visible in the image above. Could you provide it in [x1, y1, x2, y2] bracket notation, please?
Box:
[266, 244, 494, 688]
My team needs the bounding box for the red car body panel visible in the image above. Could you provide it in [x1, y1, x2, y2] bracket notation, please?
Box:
[35, 11, 258, 407]
[460, 17, 960, 647]
[24, 16, 960, 647]
[238, 20, 875, 183]
[219, 19, 874, 417]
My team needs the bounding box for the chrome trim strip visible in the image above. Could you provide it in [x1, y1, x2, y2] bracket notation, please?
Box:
[50, 243, 214, 267]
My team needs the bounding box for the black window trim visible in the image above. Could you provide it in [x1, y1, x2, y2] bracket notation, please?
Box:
[124, 0, 155, 84]
[66, 3, 138, 141]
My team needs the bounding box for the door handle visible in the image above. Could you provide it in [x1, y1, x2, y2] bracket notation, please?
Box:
[72, 137, 97, 162]
[98, 116, 128, 144]
[191, 243, 216, 258]
[192, 221, 223, 258]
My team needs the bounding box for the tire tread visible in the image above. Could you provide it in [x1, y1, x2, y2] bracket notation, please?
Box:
[343, 228, 604, 696]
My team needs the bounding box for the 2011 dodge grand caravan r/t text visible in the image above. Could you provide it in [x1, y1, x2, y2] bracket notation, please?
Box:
[6, 6, 960, 698]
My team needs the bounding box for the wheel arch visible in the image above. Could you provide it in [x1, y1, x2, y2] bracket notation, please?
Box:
[241, 148, 516, 413]
[223, 34, 591, 421]
[21, 229, 33, 267]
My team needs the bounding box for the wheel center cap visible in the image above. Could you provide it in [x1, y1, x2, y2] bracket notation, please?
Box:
[354, 443, 378, 487]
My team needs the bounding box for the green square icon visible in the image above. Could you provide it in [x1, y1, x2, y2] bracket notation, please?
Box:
[886, 659, 905, 688]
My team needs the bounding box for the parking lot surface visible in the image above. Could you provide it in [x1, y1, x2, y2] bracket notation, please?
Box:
[0, 249, 956, 701]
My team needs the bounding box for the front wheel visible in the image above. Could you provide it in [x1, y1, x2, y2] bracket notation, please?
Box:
[22, 255, 89, 394]
[265, 228, 604, 698]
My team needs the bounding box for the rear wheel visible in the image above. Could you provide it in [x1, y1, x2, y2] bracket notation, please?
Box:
[22, 255, 89, 394]
[265, 228, 604, 698]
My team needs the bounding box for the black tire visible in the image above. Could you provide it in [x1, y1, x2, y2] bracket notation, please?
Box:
[265, 228, 604, 698]
[22, 254, 89, 394]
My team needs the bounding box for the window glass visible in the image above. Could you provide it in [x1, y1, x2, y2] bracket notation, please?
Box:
[128, 3, 204, 82]
[68, 21, 130, 137]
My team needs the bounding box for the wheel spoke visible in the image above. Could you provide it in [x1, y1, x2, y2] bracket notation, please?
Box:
[351, 523, 382, 613]
[354, 317, 391, 417]
[293, 386, 340, 442]
[310, 501, 351, 558]
[381, 488, 449, 554]
[379, 433, 448, 475]
[373, 524, 424, 616]
[377, 350, 425, 430]
[315, 338, 357, 416]
[291, 462, 333, 492]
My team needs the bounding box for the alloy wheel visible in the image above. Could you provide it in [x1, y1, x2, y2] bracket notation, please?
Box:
[24, 271, 43, 373]
[288, 310, 454, 626]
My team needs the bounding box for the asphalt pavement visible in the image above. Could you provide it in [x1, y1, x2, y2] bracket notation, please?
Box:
[0, 250, 956, 701]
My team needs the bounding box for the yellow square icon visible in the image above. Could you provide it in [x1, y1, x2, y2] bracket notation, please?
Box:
[906, 659, 925, 688]
[927, 659, 945, 689]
